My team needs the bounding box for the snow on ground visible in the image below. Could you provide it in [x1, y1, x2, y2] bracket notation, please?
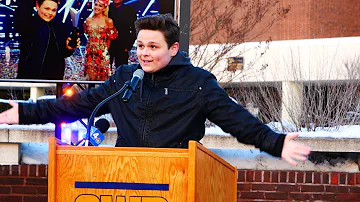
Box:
[206, 122, 360, 139]
[21, 142, 49, 164]
[212, 148, 359, 172]
[299, 125, 360, 138]
[19, 141, 360, 172]
[19, 143, 359, 172]
[9, 123, 359, 172]
[267, 121, 360, 138]
[0, 123, 55, 130]
[205, 124, 360, 172]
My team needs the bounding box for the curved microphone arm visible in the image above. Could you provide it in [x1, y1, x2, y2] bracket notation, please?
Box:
[85, 81, 131, 146]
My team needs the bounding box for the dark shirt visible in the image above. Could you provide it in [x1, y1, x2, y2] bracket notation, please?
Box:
[41, 25, 63, 79]
[108, 3, 137, 51]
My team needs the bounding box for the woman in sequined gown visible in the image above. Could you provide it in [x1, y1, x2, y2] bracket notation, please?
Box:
[84, 0, 118, 81]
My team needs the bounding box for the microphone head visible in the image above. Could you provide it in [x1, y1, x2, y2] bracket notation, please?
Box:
[94, 118, 110, 133]
[133, 69, 144, 80]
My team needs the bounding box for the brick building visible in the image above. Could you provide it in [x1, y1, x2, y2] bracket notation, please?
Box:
[273, 0, 360, 41]
[188, 0, 360, 201]
[190, 0, 360, 44]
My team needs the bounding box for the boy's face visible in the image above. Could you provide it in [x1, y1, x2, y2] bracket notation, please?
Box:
[36, 0, 58, 22]
[137, 29, 179, 73]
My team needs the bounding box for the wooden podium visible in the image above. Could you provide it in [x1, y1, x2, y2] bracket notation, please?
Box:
[48, 137, 237, 202]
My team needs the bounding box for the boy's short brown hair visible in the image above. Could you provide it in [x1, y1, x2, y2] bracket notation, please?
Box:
[135, 13, 180, 48]
[37, 0, 59, 6]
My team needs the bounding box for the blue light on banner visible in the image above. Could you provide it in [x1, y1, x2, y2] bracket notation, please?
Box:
[142, 0, 155, 16]
[124, 0, 138, 5]
[0, 3, 15, 11]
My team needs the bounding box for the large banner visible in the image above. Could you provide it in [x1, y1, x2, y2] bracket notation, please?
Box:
[0, 0, 174, 80]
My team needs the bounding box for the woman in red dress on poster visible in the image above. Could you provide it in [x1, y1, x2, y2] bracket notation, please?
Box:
[84, 0, 118, 81]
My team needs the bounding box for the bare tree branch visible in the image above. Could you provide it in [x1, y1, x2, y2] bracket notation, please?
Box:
[190, 0, 290, 77]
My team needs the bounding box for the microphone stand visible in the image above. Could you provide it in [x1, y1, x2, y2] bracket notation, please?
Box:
[74, 119, 91, 146]
[84, 81, 130, 146]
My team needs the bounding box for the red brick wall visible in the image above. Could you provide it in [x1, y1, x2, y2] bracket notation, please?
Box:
[309, 0, 360, 39]
[237, 169, 360, 201]
[0, 165, 47, 202]
[275, 0, 360, 41]
[190, 0, 360, 44]
[1, 165, 360, 201]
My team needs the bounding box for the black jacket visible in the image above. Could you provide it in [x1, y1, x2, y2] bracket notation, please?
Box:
[19, 52, 285, 157]
[14, 0, 73, 80]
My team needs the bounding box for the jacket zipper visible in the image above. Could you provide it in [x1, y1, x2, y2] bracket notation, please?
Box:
[40, 24, 51, 75]
[141, 74, 155, 146]
[141, 87, 152, 146]
[23, 42, 33, 62]
[151, 74, 155, 85]
[51, 26, 60, 56]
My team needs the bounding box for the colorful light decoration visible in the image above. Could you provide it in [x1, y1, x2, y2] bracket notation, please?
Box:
[64, 88, 74, 97]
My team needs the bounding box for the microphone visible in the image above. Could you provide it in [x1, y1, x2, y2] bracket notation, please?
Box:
[85, 69, 144, 146]
[89, 118, 109, 146]
[122, 69, 145, 102]
[95, 118, 110, 134]
[76, 119, 110, 146]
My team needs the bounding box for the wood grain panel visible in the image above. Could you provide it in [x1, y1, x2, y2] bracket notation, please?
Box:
[191, 142, 237, 202]
[48, 137, 57, 202]
[52, 141, 189, 201]
[48, 138, 236, 202]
